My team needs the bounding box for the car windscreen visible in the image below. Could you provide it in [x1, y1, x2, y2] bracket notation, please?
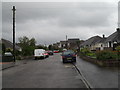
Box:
[63, 50, 75, 55]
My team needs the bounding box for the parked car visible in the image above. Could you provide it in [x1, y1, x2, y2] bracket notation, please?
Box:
[46, 50, 54, 55]
[61, 50, 76, 63]
[34, 49, 46, 59]
[53, 50, 59, 53]
[4, 52, 13, 56]
[45, 51, 49, 58]
[62, 48, 67, 52]
[2, 52, 14, 62]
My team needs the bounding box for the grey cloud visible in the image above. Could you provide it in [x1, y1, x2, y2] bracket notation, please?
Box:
[2, 2, 116, 26]
[2, 2, 117, 45]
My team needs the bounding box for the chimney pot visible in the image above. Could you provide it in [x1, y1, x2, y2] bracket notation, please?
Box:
[103, 34, 105, 38]
[117, 28, 120, 33]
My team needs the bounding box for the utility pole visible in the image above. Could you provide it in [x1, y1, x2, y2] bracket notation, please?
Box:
[12, 6, 16, 62]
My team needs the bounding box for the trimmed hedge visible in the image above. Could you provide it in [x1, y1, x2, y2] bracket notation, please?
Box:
[96, 51, 118, 60]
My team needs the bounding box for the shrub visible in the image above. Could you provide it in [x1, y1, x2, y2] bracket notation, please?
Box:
[116, 46, 120, 60]
[80, 48, 90, 54]
[96, 50, 117, 60]
[86, 52, 96, 58]
[116, 46, 120, 52]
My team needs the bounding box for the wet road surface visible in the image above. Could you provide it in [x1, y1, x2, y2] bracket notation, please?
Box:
[75, 56, 119, 88]
[2, 53, 86, 88]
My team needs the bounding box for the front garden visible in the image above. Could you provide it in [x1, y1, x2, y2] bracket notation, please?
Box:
[79, 46, 120, 67]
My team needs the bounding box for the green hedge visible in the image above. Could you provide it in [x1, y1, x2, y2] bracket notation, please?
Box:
[96, 51, 118, 60]
[86, 52, 96, 58]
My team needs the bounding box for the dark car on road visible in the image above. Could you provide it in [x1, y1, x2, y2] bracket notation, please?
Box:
[61, 50, 76, 63]
[45, 51, 49, 58]
[46, 50, 54, 55]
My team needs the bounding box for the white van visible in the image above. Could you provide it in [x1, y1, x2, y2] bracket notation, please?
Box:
[34, 49, 46, 59]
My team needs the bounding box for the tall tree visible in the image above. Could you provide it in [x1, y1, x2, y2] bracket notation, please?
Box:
[18, 36, 36, 56]
[48, 45, 53, 50]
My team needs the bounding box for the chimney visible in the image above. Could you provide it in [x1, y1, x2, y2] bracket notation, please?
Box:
[117, 28, 120, 33]
[103, 34, 105, 38]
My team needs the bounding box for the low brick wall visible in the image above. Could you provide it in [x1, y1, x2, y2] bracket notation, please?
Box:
[79, 54, 120, 67]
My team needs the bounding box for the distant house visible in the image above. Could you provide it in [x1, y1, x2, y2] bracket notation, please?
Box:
[104, 28, 120, 51]
[80, 36, 103, 51]
[59, 41, 67, 49]
[67, 38, 80, 50]
[1, 38, 22, 51]
[56, 42, 61, 48]
[52, 42, 60, 50]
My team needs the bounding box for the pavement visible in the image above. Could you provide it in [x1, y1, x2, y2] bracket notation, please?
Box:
[0, 57, 35, 70]
[2, 53, 87, 88]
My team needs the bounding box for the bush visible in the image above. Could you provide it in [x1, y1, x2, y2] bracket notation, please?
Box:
[96, 50, 117, 60]
[80, 48, 96, 58]
[116, 46, 120, 52]
[80, 48, 90, 55]
[86, 52, 96, 58]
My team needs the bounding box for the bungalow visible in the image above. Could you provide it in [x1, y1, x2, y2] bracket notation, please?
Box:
[1, 38, 22, 51]
[104, 28, 120, 51]
[80, 36, 103, 51]
[93, 35, 107, 51]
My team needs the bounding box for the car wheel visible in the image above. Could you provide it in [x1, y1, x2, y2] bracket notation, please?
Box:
[63, 59, 66, 63]
[35, 57, 37, 60]
[43, 56, 45, 59]
[73, 59, 76, 62]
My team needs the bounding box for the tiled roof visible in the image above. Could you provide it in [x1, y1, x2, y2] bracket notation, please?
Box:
[1, 38, 21, 50]
[68, 38, 80, 43]
[105, 30, 120, 43]
[81, 36, 103, 46]
[94, 37, 107, 44]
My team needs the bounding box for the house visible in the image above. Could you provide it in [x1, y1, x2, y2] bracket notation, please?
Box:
[1, 38, 22, 51]
[56, 42, 61, 48]
[93, 35, 107, 51]
[59, 41, 67, 49]
[52, 42, 61, 50]
[67, 38, 80, 50]
[104, 28, 120, 51]
[80, 36, 103, 51]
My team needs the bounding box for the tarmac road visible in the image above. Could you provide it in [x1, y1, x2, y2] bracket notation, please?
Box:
[2, 53, 87, 88]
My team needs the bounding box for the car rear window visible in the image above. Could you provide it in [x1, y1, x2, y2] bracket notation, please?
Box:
[63, 50, 75, 55]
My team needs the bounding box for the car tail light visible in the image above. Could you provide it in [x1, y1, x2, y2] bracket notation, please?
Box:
[62, 56, 65, 58]
[72, 54, 76, 57]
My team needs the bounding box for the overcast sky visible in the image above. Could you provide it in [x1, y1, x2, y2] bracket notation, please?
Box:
[2, 1, 119, 45]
